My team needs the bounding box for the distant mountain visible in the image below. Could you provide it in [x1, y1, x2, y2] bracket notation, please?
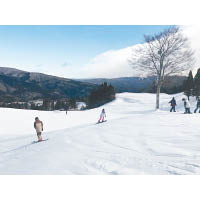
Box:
[79, 77, 155, 92]
[0, 67, 96, 102]
[79, 76, 187, 93]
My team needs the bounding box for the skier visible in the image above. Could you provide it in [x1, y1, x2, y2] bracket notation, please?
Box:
[182, 98, 191, 114]
[98, 108, 106, 123]
[169, 97, 176, 112]
[34, 117, 44, 141]
[194, 98, 200, 113]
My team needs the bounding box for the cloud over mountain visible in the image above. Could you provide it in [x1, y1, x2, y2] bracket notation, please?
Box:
[80, 44, 147, 78]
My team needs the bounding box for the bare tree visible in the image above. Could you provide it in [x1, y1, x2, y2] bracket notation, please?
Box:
[129, 27, 195, 109]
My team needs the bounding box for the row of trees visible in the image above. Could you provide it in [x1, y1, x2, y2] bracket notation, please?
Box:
[87, 82, 115, 108]
[42, 99, 77, 111]
[146, 76, 184, 94]
[0, 83, 116, 111]
[183, 69, 200, 100]
[0, 98, 77, 111]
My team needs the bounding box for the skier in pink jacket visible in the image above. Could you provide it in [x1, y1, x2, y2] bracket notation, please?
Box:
[98, 108, 106, 123]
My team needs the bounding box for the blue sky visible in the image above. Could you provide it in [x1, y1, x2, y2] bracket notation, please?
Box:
[0, 25, 172, 78]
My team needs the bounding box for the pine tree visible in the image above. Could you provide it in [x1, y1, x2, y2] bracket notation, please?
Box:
[193, 68, 200, 98]
[183, 70, 194, 100]
[42, 99, 51, 110]
[55, 100, 61, 110]
[69, 98, 76, 109]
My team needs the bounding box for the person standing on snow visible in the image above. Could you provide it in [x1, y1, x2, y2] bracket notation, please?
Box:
[182, 98, 191, 114]
[194, 98, 200, 113]
[34, 117, 44, 141]
[98, 108, 106, 123]
[169, 97, 176, 112]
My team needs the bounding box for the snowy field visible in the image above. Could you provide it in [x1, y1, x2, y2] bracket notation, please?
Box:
[1, 93, 200, 175]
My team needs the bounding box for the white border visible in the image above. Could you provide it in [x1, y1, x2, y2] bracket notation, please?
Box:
[1, 175, 200, 200]
[1, 0, 200, 199]
[0, 0, 199, 25]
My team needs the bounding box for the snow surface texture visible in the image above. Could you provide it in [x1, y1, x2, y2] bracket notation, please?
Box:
[1, 93, 200, 175]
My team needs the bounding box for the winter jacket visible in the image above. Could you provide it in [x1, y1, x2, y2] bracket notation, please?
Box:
[169, 99, 176, 107]
[185, 100, 190, 108]
[34, 120, 43, 133]
[100, 109, 106, 118]
[100, 112, 106, 118]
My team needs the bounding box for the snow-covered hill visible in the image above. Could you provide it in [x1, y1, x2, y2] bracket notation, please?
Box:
[1, 93, 200, 174]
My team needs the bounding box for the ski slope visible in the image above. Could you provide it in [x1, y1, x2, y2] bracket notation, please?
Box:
[1, 93, 200, 175]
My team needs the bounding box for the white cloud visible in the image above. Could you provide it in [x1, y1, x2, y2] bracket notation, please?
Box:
[79, 45, 144, 78]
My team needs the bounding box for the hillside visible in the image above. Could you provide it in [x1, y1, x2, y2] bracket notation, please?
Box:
[79, 76, 186, 93]
[1, 92, 200, 174]
[0, 67, 96, 102]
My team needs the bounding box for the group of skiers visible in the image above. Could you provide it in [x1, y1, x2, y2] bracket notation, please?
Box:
[34, 96, 200, 141]
[34, 108, 106, 142]
[169, 97, 200, 114]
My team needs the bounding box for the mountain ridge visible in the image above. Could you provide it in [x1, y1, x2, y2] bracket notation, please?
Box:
[0, 67, 96, 102]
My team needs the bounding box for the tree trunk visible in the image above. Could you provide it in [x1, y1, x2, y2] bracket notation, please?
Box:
[156, 85, 161, 109]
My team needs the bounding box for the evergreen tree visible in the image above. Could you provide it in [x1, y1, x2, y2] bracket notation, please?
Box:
[42, 99, 52, 110]
[64, 101, 69, 111]
[193, 68, 200, 98]
[31, 103, 36, 110]
[24, 102, 28, 109]
[69, 98, 76, 109]
[183, 70, 194, 100]
[55, 100, 60, 110]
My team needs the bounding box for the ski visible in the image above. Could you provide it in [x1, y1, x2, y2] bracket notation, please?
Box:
[32, 139, 49, 144]
[96, 120, 107, 124]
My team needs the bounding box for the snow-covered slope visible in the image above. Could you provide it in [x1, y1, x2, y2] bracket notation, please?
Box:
[1, 93, 200, 174]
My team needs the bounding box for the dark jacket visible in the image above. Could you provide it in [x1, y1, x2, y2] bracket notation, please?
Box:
[169, 99, 176, 107]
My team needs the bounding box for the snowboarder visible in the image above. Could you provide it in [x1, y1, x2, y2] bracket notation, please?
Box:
[34, 117, 44, 141]
[169, 97, 176, 112]
[98, 108, 106, 123]
[182, 98, 191, 114]
[194, 98, 200, 113]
